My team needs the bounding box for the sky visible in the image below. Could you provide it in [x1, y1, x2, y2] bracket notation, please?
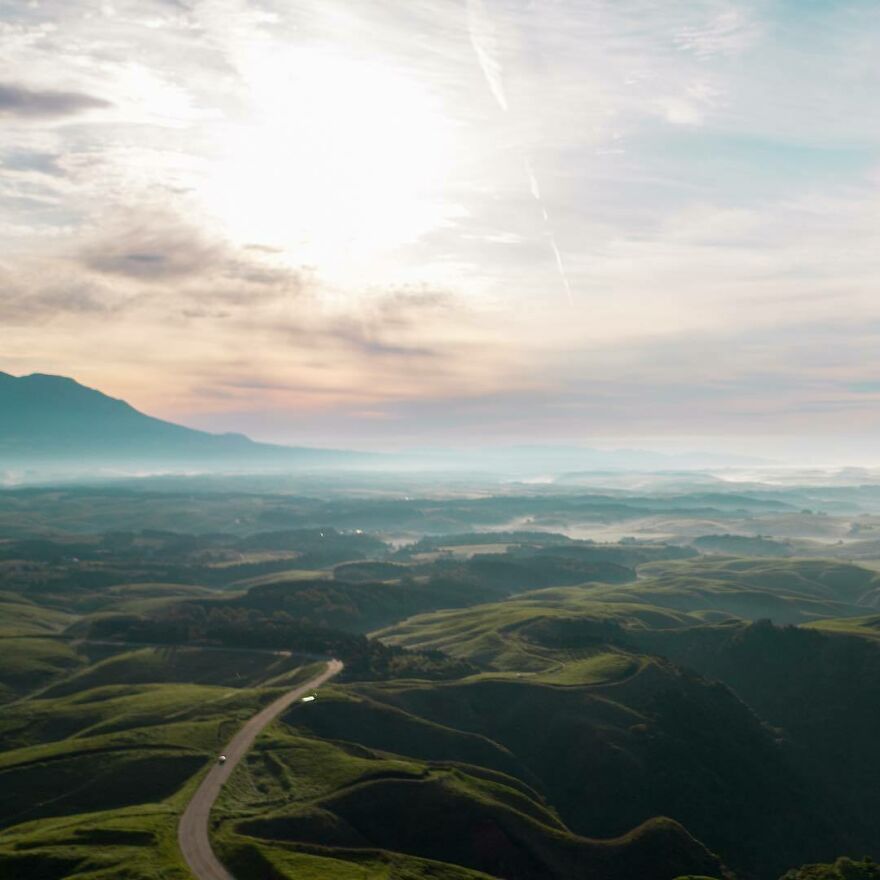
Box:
[2, 0, 880, 455]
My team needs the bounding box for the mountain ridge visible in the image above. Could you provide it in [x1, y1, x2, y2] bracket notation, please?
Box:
[0, 371, 367, 472]
[1, 371, 773, 479]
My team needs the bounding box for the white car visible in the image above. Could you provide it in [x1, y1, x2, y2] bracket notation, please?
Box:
[218, 755, 227, 764]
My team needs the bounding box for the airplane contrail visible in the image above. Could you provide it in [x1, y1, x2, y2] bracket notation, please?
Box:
[467, 0, 574, 306]
[526, 158, 574, 305]
[467, 0, 509, 110]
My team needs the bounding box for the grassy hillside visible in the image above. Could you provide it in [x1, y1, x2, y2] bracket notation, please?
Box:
[0, 591, 75, 636]
[233, 546, 640, 634]
[583, 558, 880, 624]
[0, 582, 328, 880]
[3, 504, 880, 880]
[0, 637, 86, 703]
[378, 557, 880, 675]
[309, 671, 836, 878]
[213, 717, 725, 880]
[631, 619, 880, 860]
[376, 588, 698, 674]
[806, 614, 880, 640]
[372, 560, 880, 875]
[0, 644, 320, 880]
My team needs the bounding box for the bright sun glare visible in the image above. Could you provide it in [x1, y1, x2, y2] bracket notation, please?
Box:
[200, 48, 457, 280]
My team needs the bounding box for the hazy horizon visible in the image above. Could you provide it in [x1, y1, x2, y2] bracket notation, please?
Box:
[8, 367, 880, 470]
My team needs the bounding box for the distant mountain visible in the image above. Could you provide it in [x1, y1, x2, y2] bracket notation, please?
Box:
[0, 371, 770, 483]
[0, 372, 370, 475]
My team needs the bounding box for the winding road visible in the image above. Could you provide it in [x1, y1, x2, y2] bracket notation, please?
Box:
[178, 659, 344, 880]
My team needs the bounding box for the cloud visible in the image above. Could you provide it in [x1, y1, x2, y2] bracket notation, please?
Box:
[674, 4, 762, 58]
[0, 83, 110, 118]
[0, 270, 117, 324]
[367, 288, 456, 328]
[0, 150, 64, 177]
[322, 318, 442, 359]
[2, 206, 310, 333]
[80, 213, 222, 281]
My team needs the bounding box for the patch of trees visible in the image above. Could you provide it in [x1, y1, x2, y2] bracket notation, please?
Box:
[463, 554, 634, 589]
[692, 533, 791, 557]
[231, 551, 638, 634]
[521, 542, 696, 566]
[85, 602, 475, 682]
[781, 858, 880, 880]
[239, 528, 387, 565]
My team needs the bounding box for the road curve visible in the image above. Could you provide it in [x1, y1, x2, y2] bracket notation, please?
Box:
[178, 659, 344, 880]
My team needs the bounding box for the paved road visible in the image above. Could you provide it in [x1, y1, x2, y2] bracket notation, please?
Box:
[178, 659, 344, 880]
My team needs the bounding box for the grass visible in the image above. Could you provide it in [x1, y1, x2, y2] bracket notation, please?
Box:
[94, 582, 222, 614]
[0, 767, 210, 879]
[38, 645, 308, 696]
[4, 538, 879, 878]
[0, 594, 76, 637]
[535, 651, 641, 685]
[0, 642, 315, 878]
[374, 588, 696, 676]
[220, 838, 499, 879]
[294, 663, 856, 878]
[217, 723, 428, 811]
[283, 687, 531, 784]
[0, 678, 288, 756]
[232, 569, 331, 588]
[374, 557, 880, 643]
[0, 747, 204, 827]
[631, 557, 880, 619]
[213, 719, 723, 880]
[0, 637, 86, 703]
[0, 575, 325, 873]
[804, 614, 880, 640]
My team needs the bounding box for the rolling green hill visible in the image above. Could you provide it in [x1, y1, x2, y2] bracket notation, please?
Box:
[2, 510, 880, 880]
[0, 641, 324, 880]
[213, 714, 725, 880]
[631, 618, 880, 859]
[582, 557, 880, 624]
[806, 614, 880, 640]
